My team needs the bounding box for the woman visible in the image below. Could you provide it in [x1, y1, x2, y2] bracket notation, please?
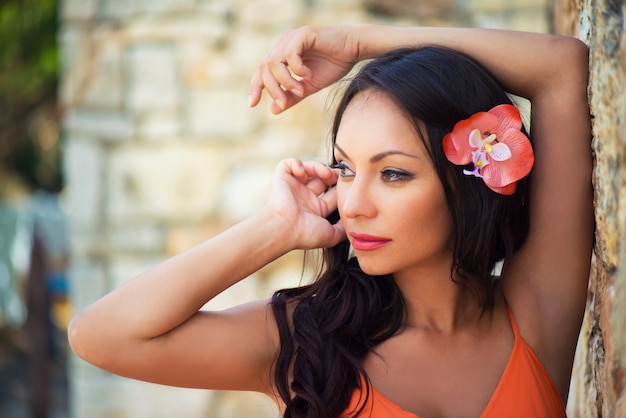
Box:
[69, 25, 593, 418]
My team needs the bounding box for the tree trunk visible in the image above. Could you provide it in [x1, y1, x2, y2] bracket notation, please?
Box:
[555, 0, 626, 416]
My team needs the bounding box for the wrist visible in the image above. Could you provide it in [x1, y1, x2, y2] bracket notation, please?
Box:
[351, 24, 383, 61]
[251, 207, 298, 254]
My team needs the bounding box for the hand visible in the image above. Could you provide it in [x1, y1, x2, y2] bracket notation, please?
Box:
[249, 26, 362, 114]
[266, 159, 345, 250]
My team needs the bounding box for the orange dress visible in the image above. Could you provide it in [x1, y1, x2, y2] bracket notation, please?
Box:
[342, 307, 566, 418]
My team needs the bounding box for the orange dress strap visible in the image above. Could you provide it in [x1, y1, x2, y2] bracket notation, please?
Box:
[341, 375, 418, 418]
[481, 305, 566, 418]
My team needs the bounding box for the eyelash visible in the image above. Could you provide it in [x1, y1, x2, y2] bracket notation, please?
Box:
[330, 162, 353, 177]
[381, 169, 413, 182]
[330, 162, 414, 182]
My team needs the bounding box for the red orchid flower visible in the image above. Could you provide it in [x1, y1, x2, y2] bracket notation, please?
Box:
[442, 104, 534, 195]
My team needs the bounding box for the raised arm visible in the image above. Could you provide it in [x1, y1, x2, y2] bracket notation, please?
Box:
[251, 25, 594, 396]
[68, 160, 345, 393]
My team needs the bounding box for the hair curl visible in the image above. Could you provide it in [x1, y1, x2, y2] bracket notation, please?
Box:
[271, 46, 531, 418]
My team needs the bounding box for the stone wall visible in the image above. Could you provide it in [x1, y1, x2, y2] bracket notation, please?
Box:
[60, 1, 551, 417]
[555, 0, 626, 417]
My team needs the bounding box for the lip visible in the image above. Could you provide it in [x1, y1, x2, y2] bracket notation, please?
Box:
[349, 232, 392, 251]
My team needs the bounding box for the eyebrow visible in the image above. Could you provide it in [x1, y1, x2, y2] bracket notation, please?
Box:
[334, 144, 420, 163]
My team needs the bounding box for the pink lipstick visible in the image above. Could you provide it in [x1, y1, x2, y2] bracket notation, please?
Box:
[349, 233, 392, 251]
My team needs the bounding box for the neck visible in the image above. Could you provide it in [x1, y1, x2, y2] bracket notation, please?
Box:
[393, 265, 487, 334]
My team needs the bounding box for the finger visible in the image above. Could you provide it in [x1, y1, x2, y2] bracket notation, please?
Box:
[248, 68, 264, 108]
[267, 56, 304, 95]
[281, 158, 309, 184]
[301, 161, 336, 186]
[283, 42, 312, 82]
[305, 177, 329, 197]
[326, 214, 347, 247]
[331, 222, 347, 244]
[322, 225, 346, 248]
[319, 186, 339, 216]
[269, 90, 304, 114]
[311, 161, 339, 187]
[260, 66, 289, 111]
[261, 61, 305, 112]
[269, 100, 283, 114]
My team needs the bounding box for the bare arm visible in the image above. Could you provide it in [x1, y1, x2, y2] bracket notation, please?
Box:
[250, 25, 594, 395]
[68, 160, 345, 393]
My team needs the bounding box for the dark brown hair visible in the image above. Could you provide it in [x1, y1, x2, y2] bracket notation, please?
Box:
[271, 46, 531, 418]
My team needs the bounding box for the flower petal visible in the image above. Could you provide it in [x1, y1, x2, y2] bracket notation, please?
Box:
[489, 142, 512, 161]
[468, 129, 484, 149]
[443, 112, 498, 165]
[443, 121, 474, 164]
[487, 182, 517, 195]
[443, 132, 471, 165]
[489, 104, 522, 136]
[482, 130, 534, 187]
[470, 111, 500, 135]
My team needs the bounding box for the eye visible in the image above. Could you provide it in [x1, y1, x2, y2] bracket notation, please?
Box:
[381, 169, 413, 182]
[330, 162, 355, 178]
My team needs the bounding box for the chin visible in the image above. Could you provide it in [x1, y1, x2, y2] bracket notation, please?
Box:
[354, 258, 394, 277]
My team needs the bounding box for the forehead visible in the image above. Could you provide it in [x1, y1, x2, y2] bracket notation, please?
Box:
[335, 91, 428, 156]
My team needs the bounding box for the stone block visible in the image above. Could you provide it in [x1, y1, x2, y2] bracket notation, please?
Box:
[201, 272, 265, 311]
[106, 144, 226, 221]
[302, 0, 363, 13]
[125, 44, 180, 112]
[185, 88, 260, 139]
[61, 0, 98, 21]
[249, 126, 327, 162]
[81, 27, 125, 109]
[136, 109, 181, 140]
[59, 26, 91, 107]
[67, 257, 108, 312]
[196, 0, 236, 18]
[226, 29, 280, 79]
[109, 224, 165, 254]
[506, 8, 549, 33]
[179, 41, 230, 89]
[207, 390, 278, 418]
[64, 110, 135, 141]
[304, 8, 372, 26]
[473, 8, 549, 32]
[238, 0, 304, 29]
[110, 255, 166, 289]
[71, 361, 212, 418]
[258, 251, 310, 296]
[137, 0, 196, 15]
[164, 221, 230, 256]
[62, 138, 104, 228]
[216, 163, 274, 221]
[127, 15, 228, 44]
[462, 0, 547, 13]
[70, 359, 127, 418]
[279, 87, 330, 127]
[100, 0, 137, 20]
[363, 0, 453, 20]
[117, 378, 211, 418]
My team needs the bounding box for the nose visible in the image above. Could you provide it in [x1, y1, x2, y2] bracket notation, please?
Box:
[339, 175, 377, 220]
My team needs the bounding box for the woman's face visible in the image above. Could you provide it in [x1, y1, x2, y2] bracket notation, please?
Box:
[334, 91, 453, 278]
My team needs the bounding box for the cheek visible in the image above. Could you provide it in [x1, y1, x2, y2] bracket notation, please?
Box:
[430, 208, 454, 248]
[401, 193, 452, 245]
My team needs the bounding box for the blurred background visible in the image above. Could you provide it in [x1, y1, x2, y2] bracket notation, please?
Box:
[0, 0, 551, 417]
